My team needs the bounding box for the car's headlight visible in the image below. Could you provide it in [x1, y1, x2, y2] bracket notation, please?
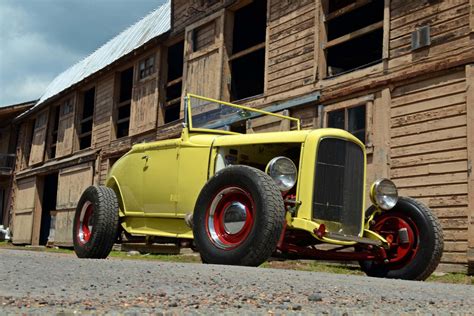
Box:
[370, 178, 398, 210]
[265, 156, 297, 192]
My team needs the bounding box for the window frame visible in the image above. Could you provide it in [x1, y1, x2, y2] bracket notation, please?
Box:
[76, 86, 96, 150]
[323, 94, 374, 151]
[317, 0, 390, 79]
[113, 65, 135, 139]
[138, 55, 156, 80]
[225, 0, 268, 101]
[160, 38, 185, 126]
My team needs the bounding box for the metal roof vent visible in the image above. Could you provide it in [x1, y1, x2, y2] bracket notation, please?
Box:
[411, 25, 431, 51]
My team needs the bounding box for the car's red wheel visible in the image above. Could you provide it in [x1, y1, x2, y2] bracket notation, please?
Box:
[73, 186, 119, 259]
[206, 186, 255, 250]
[372, 212, 421, 269]
[360, 197, 443, 280]
[193, 165, 285, 266]
[76, 201, 94, 244]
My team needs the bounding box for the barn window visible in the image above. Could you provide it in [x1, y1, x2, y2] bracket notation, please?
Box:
[78, 87, 95, 150]
[139, 56, 155, 79]
[327, 105, 366, 143]
[116, 67, 133, 138]
[49, 106, 60, 159]
[321, 0, 385, 77]
[229, 0, 267, 101]
[164, 41, 184, 124]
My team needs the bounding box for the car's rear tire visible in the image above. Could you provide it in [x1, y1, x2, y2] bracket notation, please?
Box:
[73, 186, 119, 259]
[193, 165, 285, 266]
[360, 197, 443, 280]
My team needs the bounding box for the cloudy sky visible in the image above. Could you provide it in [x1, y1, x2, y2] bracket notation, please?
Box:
[0, 0, 166, 107]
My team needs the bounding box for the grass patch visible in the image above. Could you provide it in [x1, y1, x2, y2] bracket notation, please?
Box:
[427, 273, 474, 285]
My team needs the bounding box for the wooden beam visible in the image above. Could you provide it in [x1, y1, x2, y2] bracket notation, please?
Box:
[324, 21, 384, 49]
[166, 77, 183, 88]
[320, 47, 474, 103]
[313, 0, 321, 82]
[229, 42, 266, 61]
[382, 0, 390, 60]
[470, 0, 474, 33]
[466, 64, 474, 274]
[325, 0, 372, 22]
[31, 176, 43, 246]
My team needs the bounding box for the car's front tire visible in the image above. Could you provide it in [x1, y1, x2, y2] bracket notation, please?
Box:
[73, 186, 119, 259]
[360, 197, 444, 280]
[193, 165, 285, 266]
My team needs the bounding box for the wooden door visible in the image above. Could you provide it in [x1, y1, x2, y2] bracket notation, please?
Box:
[12, 177, 37, 244]
[183, 10, 225, 100]
[56, 97, 76, 158]
[29, 109, 49, 166]
[55, 163, 93, 244]
[129, 53, 160, 136]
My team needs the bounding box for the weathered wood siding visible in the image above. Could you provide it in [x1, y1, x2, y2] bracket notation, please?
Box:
[93, 75, 114, 148]
[184, 12, 224, 100]
[28, 110, 49, 166]
[466, 64, 474, 273]
[130, 77, 159, 136]
[57, 164, 93, 210]
[56, 97, 76, 158]
[389, 0, 472, 71]
[172, 0, 225, 33]
[54, 163, 93, 245]
[12, 177, 36, 244]
[266, 0, 315, 96]
[390, 70, 469, 269]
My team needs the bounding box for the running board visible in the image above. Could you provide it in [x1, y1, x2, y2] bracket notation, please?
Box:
[325, 232, 383, 247]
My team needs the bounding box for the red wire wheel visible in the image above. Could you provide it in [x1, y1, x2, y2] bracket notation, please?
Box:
[205, 186, 255, 250]
[372, 212, 419, 269]
[76, 201, 94, 244]
[360, 197, 444, 280]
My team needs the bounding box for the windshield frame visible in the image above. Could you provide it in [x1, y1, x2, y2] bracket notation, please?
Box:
[185, 93, 301, 134]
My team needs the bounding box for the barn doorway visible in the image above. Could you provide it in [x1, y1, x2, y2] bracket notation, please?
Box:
[40, 172, 58, 245]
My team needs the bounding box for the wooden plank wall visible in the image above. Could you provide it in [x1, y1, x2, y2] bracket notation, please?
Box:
[28, 110, 49, 166]
[55, 163, 93, 245]
[466, 64, 474, 273]
[130, 77, 159, 136]
[184, 12, 224, 100]
[56, 97, 76, 158]
[11, 177, 36, 244]
[390, 70, 469, 271]
[266, 0, 315, 97]
[389, 0, 472, 71]
[93, 75, 114, 149]
[172, 0, 226, 33]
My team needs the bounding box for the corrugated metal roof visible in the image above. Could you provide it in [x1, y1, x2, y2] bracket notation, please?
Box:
[27, 0, 171, 114]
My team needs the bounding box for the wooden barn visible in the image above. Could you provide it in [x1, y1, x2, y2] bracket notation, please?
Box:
[7, 0, 474, 273]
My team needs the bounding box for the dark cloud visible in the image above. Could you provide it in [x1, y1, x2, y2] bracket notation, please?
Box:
[0, 0, 165, 106]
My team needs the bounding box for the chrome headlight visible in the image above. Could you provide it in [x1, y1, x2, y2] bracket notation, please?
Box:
[265, 156, 297, 192]
[370, 178, 398, 210]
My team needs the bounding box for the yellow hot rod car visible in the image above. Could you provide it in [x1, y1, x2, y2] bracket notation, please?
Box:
[73, 94, 443, 281]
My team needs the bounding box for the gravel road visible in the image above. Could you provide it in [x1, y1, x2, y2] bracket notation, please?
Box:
[0, 249, 473, 314]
